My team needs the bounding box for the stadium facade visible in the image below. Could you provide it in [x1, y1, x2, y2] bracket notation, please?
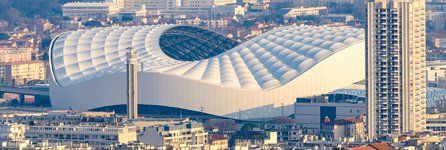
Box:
[49, 25, 365, 119]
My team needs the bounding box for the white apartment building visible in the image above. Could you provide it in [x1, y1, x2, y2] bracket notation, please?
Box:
[280, 7, 327, 19]
[120, 0, 180, 14]
[176, 18, 228, 28]
[0, 123, 25, 142]
[25, 124, 137, 148]
[62, 2, 121, 19]
[140, 121, 208, 149]
[366, 0, 427, 139]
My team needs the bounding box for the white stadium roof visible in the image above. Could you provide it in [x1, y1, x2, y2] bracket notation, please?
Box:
[50, 25, 364, 91]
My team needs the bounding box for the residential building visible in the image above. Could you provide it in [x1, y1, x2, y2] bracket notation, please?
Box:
[139, 120, 208, 149]
[234, 131, 278, 149]
[0, 123, 25, 142]
[211, 5, 246, 18]
[1, 140, 93, 150]
[24, 124, 137, 149]
[0, 61, 46, 86]
[278, 7, 327, 19]
[321, 14, 355, 23]
[176, 18, 228, 28]
[62, 2, 121, 20]
[205, 134, 229, 150]
[366, 0, 427, 138]
[262, 123, 304, 142]
[426, 113, 446, 132]
[320, 117, 366, 142]
[0, 47, 32, 63]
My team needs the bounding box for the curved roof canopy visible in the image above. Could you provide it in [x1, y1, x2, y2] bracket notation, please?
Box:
[50, 25, 364, 90]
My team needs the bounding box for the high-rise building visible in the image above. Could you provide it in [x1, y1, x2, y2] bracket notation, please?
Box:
[366, 0, 427, 139]
[126, 47, 138, 119]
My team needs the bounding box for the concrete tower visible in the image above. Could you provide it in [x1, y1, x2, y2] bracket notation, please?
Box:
[366, 0, 426, 139]
[127, 47, 138, 119]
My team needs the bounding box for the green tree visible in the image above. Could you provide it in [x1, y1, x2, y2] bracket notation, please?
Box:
[240, 122, 257, 131]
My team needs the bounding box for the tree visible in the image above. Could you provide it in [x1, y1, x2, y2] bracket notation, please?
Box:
[121, 14, 133, 22]
[240, 122, 257, 131]
[84, 20, 102, 27]
[0, 33, 9, 40]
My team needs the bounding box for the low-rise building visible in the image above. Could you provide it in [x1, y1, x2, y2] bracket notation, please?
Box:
[1, 139, 93, 150]
[0, 47, 32, 63]
[205, 134, 228, 150]
[426, 113, 446, 133]
[433, 37, 446, 48]
[139, 120, 208, 149]
[25, 124, 137, 149]
[279, 7, 327, 19]
[233, 131, 278, 149]
[321, 14, 354, 23]
[62, 2, 121, 20]
[0, 123, 25, 142]
[0, 61, 46, 86]
[262, 123, 304, 143]
[294, 94, 366, 134]
[320, 117, 365, 142]
[176, 18, 228, 28]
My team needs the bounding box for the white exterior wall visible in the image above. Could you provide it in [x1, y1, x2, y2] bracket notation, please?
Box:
[50, 42, 365, 119]
[49, 25, 365, 119]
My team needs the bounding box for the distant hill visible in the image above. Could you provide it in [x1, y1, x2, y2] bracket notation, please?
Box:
[0, 0, 102, 26]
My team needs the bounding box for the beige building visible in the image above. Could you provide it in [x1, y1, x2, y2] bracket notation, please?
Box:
[25, 124, 137, 149]
[176, 18, 228, 28]
[366, 0, 427, 139]
[62, 2, 121, 19]
[0, 61, 46, 86]
[140, 120, 208, 149]
[320, 117, 366, 142]
[0, 123, 25, 142]
[0, 48, 32, 63]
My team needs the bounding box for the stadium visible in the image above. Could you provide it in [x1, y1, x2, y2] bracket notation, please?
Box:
[49, 24, 365, 119]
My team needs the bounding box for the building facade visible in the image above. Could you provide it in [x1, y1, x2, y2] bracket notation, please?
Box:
[0, 48, 32, 63]
[0, 61, 46, 86]
[139, 121, 208, 149]
[0, 123, 25, 142]
[62, 2, 121, 19]
[294, 100, 366, 134]
[366, 0, 427, 138]
[49, 25, 365, 119]
[24, 124, 137, 148]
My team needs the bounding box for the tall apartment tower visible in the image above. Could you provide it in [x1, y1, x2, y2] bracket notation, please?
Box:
[127, 47, 138, 119]
[366, 0, 426, 139]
